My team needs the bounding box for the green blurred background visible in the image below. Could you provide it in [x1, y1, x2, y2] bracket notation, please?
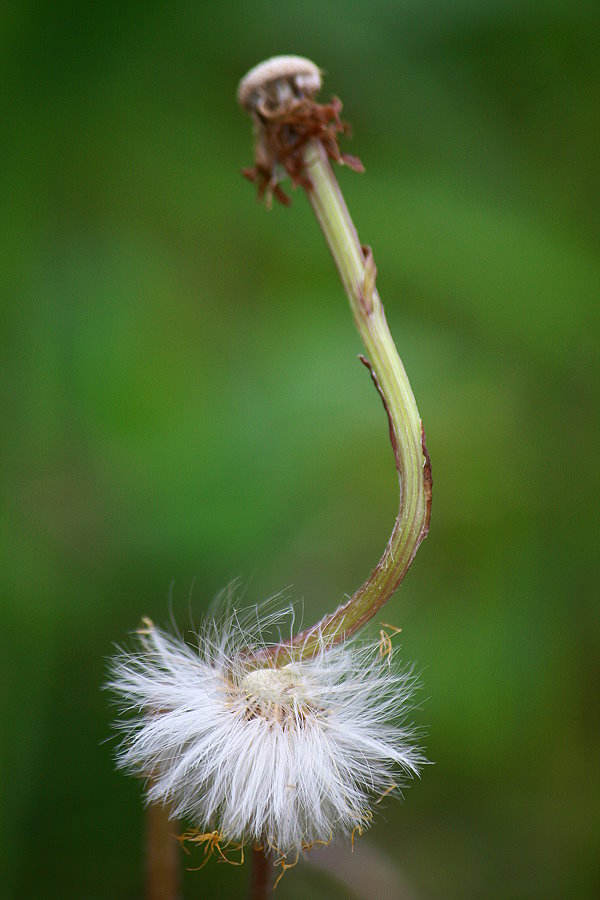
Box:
[2, 1, 599, 897]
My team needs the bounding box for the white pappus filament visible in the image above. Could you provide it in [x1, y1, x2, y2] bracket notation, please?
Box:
[108, 607, 425, 860]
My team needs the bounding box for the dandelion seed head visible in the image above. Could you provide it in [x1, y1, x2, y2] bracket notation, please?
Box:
[108, 607, 425, 859]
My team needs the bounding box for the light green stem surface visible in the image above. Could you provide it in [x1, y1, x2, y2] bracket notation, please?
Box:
[268, 140, 431, 662]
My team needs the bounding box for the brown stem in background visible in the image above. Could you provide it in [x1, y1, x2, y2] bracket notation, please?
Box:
[146, 802, 180, 900]
[248, 847, 272, 899]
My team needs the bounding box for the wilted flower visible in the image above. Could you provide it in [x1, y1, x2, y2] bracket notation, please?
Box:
[108, 608, 424, 863]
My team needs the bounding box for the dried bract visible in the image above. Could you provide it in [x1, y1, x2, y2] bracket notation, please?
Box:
[238, 54, 364, 206]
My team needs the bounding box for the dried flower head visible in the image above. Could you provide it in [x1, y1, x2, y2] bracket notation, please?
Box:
[238, 54, 364, 206]
[108, 609, 423, 864]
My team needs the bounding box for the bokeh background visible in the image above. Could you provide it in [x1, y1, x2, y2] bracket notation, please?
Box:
[2, 1, 599, 897]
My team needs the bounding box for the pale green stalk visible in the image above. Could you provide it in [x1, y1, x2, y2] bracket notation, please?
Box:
[238, 58, 431, 664]
[271, 141, 431, 661]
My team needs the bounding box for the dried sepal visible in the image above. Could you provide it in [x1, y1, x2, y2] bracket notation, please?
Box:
[238, 55, 364, 206]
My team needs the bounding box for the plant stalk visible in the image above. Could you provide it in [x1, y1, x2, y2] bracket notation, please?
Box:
[268, 141, 431, 662]
[145, 802, 180, 900]
[248, 848, 272, 899]
[238, 58, 432, 664]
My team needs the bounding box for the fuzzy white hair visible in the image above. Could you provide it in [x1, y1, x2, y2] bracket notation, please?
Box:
[108, 607, 424, 859]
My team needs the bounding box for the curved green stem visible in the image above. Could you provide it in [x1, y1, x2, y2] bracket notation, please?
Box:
[265, 141, 431, 663]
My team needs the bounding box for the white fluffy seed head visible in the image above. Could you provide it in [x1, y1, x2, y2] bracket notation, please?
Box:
[107, 607, 425, 858]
